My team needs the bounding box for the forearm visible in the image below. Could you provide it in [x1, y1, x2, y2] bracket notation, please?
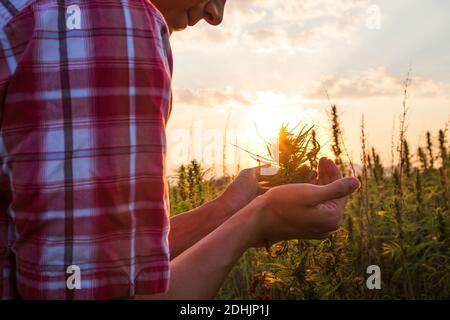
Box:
[169, 195, 233, 259]
[144, 198, 262, 300]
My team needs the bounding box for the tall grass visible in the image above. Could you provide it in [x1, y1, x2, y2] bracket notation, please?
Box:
[169, 78, 450, 299]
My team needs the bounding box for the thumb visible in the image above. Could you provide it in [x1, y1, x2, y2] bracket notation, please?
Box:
[309, 177, 360, 206]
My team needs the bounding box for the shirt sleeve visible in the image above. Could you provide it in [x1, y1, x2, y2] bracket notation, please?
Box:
[0, 0, 35, 300]
[0, 0, 173, 299]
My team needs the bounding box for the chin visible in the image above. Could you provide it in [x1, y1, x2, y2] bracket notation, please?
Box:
[171, 16, 189, 32]
[173, 24, 188, 32]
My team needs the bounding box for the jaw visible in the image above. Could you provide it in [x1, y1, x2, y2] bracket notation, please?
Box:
[163, 12, 189, 34]
[157, 1, 219, 34]
[167, 12, 201, 34]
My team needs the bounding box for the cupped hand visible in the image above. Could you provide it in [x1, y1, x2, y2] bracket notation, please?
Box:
[218, 167, 264, 215]
[250, 158, 360, 246]
[218, 157, 345, 216]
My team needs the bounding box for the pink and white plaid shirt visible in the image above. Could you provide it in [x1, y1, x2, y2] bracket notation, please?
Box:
[0, 0, 172, 299]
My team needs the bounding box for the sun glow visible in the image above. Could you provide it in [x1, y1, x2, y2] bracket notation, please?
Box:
[243, 91, 309, 140]
[229, 91, 330, 167]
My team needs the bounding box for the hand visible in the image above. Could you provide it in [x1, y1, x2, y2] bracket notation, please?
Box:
[218, 157, 338, 216]
[249, 158, 360, 246]
[218, 167, 265, 215]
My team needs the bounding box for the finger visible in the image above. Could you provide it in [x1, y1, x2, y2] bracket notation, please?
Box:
[239, 166, 263, 181]
[318, 157, 330, 185]
[326, 158, 341, 182]
[307, 177, 360, 206]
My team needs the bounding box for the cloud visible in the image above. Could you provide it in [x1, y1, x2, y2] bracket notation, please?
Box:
[174, 68, 450, 110]
[271, 0, 368, 22]
[305, 68, 450, 100]
[242, 0, 369, 52]
[174, 87, 253, 108]
[173, 88, 311, 114]
[171, 0, 370, 52]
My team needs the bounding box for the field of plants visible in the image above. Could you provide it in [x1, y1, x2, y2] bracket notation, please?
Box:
[169, 91, 450, 299]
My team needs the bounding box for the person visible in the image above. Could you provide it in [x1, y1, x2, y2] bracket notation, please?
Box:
[0, 0, 360, 300]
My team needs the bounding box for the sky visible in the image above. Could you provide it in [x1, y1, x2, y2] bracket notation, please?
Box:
[165, 0, 450, 176]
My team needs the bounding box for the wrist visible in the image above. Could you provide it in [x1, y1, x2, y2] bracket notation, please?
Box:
[230, 194, 268, 248]
[214, 193, 238, 220]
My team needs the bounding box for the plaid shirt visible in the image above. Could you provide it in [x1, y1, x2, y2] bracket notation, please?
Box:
[0, 0, 172, 299]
